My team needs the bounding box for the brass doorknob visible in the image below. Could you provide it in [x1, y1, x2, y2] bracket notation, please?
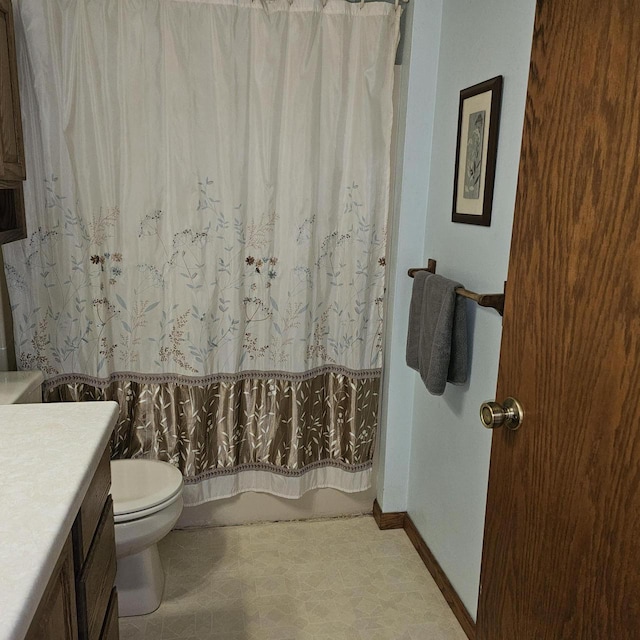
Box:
[480, 397, 524, 430]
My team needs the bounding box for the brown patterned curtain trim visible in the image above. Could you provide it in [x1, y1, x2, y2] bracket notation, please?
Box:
[184, 459, 373, 483]
[42, 365, 382, 391]
[46, 370, 379, 485]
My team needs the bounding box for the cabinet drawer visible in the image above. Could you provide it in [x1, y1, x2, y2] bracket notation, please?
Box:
[74, 447, 111, 565]
[76, 497, 117, 640]
[99, 589, 119, 640]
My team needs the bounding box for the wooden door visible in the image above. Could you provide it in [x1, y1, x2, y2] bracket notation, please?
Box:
[477, 1, 640, 638]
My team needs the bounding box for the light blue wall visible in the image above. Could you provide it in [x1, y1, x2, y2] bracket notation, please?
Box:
[380, 0, 536, 620]
[377, 0, 443, 511]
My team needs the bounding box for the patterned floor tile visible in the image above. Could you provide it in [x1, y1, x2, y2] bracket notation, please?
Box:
[119, 515, 467, 640]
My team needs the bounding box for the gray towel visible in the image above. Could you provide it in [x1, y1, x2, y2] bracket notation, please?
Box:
[406, 271, 430, 372]
[406, 272, 468, 395]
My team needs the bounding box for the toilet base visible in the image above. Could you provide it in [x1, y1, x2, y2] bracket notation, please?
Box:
[115, 543, 165, 617]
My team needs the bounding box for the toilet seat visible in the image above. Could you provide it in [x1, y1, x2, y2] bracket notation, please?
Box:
[111, 459, 183, 524]
[113, 489, 183, 523]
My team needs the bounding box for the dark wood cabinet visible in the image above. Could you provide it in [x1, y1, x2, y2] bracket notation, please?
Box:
[0, 0, 25, 181]
[25, 537, 78, 640]
[99, 590, 120, 640]
[73, 447, 118, 640]
[0, 0, 27, 244]
[0, 179, 25, 243]
[24, 446, 119, 640]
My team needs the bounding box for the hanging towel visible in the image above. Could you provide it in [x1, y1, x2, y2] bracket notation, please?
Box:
[406, 271, 430, 372]
[406, 272, 468, 395]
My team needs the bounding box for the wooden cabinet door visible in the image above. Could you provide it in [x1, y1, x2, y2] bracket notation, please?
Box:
[25, 536, 79, 640]
[477, 1, 640, 638]
[98, 590, 119, 640]
[0, 0, 25, 181]
[76, 497, 118, 640]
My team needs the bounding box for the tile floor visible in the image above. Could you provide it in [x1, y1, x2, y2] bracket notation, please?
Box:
[118, 515, 467, 640]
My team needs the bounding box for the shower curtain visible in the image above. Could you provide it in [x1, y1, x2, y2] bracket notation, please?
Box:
[4, 0, 400, 504]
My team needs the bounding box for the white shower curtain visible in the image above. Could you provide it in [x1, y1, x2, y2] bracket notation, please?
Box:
[5, 0, 400, 503]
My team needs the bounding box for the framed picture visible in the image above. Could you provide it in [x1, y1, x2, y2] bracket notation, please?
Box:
[452, 76, 503, 226]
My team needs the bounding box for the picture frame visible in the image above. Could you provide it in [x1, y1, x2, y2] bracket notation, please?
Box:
[452, 76, 503, 226]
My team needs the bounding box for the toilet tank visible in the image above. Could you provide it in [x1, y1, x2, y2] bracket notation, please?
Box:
[0, 371, 44, 404]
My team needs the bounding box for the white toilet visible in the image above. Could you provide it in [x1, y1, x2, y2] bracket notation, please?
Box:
[110, 459, 184, 617]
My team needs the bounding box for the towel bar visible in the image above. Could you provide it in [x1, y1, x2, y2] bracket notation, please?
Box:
[408, 259, 505, 316]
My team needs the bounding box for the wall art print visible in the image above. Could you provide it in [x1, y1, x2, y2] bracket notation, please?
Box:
[452, 76, 503, 226]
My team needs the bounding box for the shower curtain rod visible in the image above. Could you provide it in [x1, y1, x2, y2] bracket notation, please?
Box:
[248, 0, 411, 2]
[347, 0, 411, 4]
[249, 0, 411, 8]
[263, 0, 411, 4]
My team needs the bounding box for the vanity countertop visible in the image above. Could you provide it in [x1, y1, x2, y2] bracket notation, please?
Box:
[0, 401, 119, 640]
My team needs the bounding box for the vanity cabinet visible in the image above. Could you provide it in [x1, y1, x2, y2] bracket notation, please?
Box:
[24, 446, 119, 640]
[24, 537, 78, 640]
[0, 0, 25, 181]
[0, 0, 27, 244]
[73, 448, 118, 640]
[0, 181, 26, 243]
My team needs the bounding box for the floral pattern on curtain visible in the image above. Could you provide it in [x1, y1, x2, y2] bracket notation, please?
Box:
[4, 0, 400, 502]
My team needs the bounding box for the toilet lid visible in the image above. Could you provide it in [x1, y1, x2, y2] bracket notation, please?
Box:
[110, 459, 183, 517]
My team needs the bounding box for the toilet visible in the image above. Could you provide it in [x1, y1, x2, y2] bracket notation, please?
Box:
[110, 459, 184, 617]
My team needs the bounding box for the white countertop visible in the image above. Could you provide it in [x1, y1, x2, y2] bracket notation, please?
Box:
[0, 402, 119, 640]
